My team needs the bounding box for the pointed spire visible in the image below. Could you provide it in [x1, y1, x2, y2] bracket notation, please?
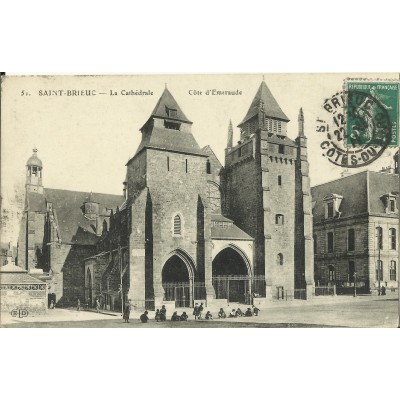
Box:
[298, 107, 304, 137]
[227, 120, 233, 148]
[148, 87, 192, 125]
[238, 81, 289, 127]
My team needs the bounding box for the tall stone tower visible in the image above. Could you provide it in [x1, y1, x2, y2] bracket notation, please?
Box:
[125, 87, 214, 308]
[222, 81, 314, 300]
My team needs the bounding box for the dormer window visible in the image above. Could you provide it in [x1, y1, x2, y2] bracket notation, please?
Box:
[166, 107, 178, 118]
[323, 193, 343, 219]
[381, 193, 398, 214]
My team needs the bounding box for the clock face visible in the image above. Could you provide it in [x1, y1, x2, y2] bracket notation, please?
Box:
[207, 182, 221, 214]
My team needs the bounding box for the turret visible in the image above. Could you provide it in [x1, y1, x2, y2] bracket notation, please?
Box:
[227, 120, 233, 150]
[26, 148, 43, 194]
[298, 107, 304, 137]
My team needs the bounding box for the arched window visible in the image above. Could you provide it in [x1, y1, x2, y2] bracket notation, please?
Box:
[389, 228, 396, 250]
[277, 253, 283, 266]
[173, 214, 182, 235]
[390, 261, 397, 281]
[207, 182, 221, 214]
[275, 214, 284, 225]
[376, 227, 383, 250]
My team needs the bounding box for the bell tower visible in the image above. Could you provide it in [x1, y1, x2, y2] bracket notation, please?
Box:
[26, 148, 43, 194]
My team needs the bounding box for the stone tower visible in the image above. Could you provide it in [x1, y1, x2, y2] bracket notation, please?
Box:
[222, 81, 314, 300]
[26, 148, 43, 194]
[125, 87, 214, 308]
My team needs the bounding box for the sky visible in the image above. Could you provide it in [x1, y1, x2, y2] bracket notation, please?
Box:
[2, 73, 398, 197]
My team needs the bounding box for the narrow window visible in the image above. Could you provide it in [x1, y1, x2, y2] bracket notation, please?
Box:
[327, 202, 334, 218]
[238, 147, 242, 157]
[327, 232, 334, 253]
[278, 175, 282, 186]
[206, 159, 211, 174]
[390, 199, 395, 212]
[278, 144, 285, 154]
[347, 229, 355, 251]
[313, 234, 317, 255]
[278, 121, 282, 134]
[167, 156, 170, 171]
[328, 266, 335, 281]
[348, 261, 355, 282]
[376, 227, 383, 250]
[275, 214, 284, 225]
[185, 159, 188, 173]
[390, 261, 396, 281]
[277, 253, 283, 266]
[173, 214, 181, 235]
[389, 228, 396, 250]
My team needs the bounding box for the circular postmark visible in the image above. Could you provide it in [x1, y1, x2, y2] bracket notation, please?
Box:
[317, 90, 392, 168]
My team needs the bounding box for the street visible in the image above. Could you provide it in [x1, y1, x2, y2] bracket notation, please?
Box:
[2, 294, 398, 328]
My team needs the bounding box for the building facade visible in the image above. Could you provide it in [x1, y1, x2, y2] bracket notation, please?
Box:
[311, 168, 399, 295]
[18, 81, 314, 310]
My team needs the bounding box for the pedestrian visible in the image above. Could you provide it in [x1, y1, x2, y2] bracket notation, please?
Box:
[96, 298, 100, 313]
[50, 299, 55, 309]
[229, 309, 236, 318]
[160, 305, 167, 321]
[236, 308, 244, 317]
[198, 302, 204, 319]
[205, 311, 213, 320]
[171, 311, 180, 321]
[245, 307, 253, 317]
[180, 311, 188, 321]
[252, 305, 260, 316]
[155, 309, 161, 322]
[123, 302, 131, 323]
[77, 299, 81, 311]
[218, 308, 226, 318]
[140, 310, 149, 323]
[193, 303, 200, 320]
[381, 286, 386, 295]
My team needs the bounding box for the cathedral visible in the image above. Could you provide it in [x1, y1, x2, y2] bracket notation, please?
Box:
[18, 81, 314, 310]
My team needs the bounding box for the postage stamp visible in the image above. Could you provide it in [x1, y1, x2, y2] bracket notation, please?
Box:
[345, 80, 399, 147]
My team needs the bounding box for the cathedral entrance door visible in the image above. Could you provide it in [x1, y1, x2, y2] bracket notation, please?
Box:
[212, 246, 252, 304]
[162, 253, 194, 308]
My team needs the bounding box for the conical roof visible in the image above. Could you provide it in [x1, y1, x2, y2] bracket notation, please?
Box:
[238, 81, 289, 126]
[148, 87, 192, 124]
[26, 148, 43, 167]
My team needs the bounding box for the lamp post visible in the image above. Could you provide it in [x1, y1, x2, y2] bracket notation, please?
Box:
[377, 226, 382, 296]
[353, 272, 357, 297]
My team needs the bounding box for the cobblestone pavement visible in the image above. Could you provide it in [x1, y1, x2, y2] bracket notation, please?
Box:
[2, 294, 399, 328]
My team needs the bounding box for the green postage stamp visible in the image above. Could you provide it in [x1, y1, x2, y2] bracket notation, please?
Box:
[345, 80, 399, 147]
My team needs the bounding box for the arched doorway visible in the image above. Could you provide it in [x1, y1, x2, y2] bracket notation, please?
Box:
[212, 246, 251, 303]
[85, 268, 93, 307]
[162, 251, 194, 307]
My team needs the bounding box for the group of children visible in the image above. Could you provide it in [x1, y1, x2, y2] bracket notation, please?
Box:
[136, 304, 260, 323]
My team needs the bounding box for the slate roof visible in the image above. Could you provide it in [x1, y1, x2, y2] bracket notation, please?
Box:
[239, 81, 290, 126]
[134, 126, 206, 158]
[211, 214, 253, 241]
[145, 87, 192, 125]
[311, 171, 399, 223]
[27, 189, 124, 245]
